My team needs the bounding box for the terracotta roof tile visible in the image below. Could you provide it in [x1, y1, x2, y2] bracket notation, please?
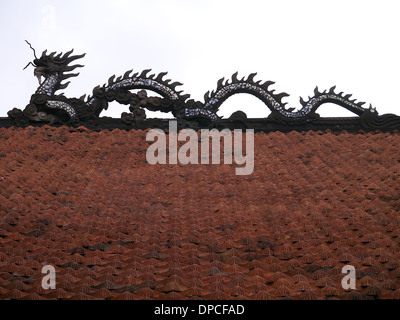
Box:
[1, 127, 399, 299]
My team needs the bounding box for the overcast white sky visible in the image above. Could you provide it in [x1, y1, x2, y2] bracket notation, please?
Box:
[0, 0, 399, 119]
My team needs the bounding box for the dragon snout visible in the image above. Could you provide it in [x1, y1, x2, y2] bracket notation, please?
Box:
[34, 67, 47, 85]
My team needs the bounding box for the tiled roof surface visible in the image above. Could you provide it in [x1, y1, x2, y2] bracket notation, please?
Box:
[0, 126, 399, 300]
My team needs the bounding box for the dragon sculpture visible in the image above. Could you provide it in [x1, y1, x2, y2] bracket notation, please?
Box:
[7, 41, 400, 130]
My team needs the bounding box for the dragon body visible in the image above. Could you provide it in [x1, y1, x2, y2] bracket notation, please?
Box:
[201, 72, 368, 118]
[9, 43, 388, 128]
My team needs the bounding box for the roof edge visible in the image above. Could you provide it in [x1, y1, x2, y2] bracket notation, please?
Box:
[1, 114, 400, 133]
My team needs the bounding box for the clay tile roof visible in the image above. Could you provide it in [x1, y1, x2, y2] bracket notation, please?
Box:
[1, 127, 400, 300]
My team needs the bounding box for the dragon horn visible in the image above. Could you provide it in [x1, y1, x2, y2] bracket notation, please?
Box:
[62, 49, 74, 59]
[65, 64, 85, 72]
[65, 53, 86, 64]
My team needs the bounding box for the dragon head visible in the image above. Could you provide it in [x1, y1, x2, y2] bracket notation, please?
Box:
[24, 40, 86, 92]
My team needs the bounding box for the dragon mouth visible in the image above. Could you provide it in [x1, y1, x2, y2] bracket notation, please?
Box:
[36, 75, 43, 85]
[34, 67, 47, 85]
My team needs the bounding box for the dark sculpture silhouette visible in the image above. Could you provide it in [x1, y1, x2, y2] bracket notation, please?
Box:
[6, 41, 400, 131]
